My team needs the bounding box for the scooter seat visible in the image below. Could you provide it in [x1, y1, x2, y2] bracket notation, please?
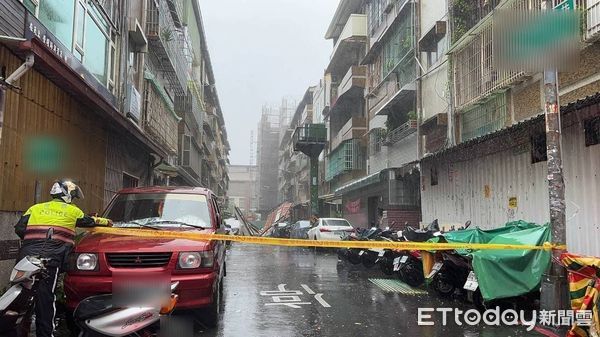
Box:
[73, 294, 118, 320]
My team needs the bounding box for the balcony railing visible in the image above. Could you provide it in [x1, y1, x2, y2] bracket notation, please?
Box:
[450, 0, 502, 43]
[143, 72, 180, 155]
[337, 66, 367, 99]
[325, 139, 365, 182]
[146, 0, 188, 95]
[203, 114, 217, 139]
[166, 0, 184, 28]
[327, 14, 368, 76]
[587, 0, 600, 40]
[383, 120, 417, 145]
[293, 124, 327, 157]
[331, 117, 367, 151]
[293, 124, 327, 145]
[175, 83, 205, 144]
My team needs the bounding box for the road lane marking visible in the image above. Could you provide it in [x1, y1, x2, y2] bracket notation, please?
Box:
[265, 302, 312, 308]
[314, 294, 331, 308]
[301, 284, 315, 295]
[261, 284, 331, 308]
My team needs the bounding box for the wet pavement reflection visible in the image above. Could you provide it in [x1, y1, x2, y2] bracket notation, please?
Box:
[200, 244, 541, 337]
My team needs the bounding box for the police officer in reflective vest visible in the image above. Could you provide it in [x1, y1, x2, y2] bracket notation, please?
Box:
[13, 179, 112, 337]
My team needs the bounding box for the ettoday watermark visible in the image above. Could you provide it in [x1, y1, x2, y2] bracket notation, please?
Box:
[418, 307, 593, 331]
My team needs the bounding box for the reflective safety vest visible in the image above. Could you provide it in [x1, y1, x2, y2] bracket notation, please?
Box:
[23, 199, 85, 244]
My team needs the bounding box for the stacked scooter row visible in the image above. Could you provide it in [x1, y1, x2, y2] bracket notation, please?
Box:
[337, 220, 549, 311]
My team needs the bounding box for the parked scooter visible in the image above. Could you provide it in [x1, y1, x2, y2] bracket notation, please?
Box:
[337, 227, 380, 265]
[402, 219, 440, 242]
[0, 228, 55, 336]
[387, 220, 442, 287]
[360, 228, 397, 269]
[73, 282, 180, 337]
[426, 221, 485, 309]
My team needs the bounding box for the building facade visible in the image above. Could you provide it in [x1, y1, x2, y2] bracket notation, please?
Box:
[256, 105, 284, 216]
[227, 165, 257, 216]
[276, 0, 599, 253]
[277, 88, 316, 220]
[420, 0, 600, 256]
[0, 0, 228, 279]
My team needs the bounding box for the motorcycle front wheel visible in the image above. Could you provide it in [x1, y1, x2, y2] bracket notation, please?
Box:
[361, 252, 377, 269]
[378, 257, 394, 275]
[399, 264, 424, 287]
[431, 273, 456, 298]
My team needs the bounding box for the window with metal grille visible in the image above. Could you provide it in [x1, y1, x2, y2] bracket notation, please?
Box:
[584, 116, 600, 147]
[122, 173, 139, 189]
[325, 139, 365, 181]
[430, 166, 438, 186]
[460, 92, 509, 142]
[530, 133, 547, 164]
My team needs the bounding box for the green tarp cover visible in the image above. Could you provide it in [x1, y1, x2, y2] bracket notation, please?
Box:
[431, 221, 540, 255]
[472, 223, 551, 301]
[431, 221, 551, 301]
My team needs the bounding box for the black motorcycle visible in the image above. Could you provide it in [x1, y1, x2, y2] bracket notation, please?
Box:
[338, 227, 380, 265]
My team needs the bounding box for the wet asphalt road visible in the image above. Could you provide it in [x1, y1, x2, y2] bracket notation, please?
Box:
[200, 244, 542, 337]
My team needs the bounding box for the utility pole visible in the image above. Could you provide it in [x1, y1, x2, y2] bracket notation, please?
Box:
[540, 0, 569, 313]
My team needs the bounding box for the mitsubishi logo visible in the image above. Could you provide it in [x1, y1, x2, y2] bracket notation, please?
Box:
[134, 256, 142, 264]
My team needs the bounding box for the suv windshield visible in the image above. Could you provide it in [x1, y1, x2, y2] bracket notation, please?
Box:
[105, 193, 212, 229]
[323, 219, 352, 227]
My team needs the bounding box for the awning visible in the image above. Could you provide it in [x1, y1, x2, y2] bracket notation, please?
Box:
[155, 162, 179, 177]
[335, 170, 386, 196]
[176, 167, 202, 187]
[319, 194, 342, 204]
[334, 161, 420, 196]
[421, 92, 600, 162]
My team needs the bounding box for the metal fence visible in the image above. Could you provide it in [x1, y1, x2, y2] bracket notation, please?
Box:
[146, 0, 188, 95]
[460, 92, 509, 142]
[325, 139, 366, 181]
[452, 0, 587, 109]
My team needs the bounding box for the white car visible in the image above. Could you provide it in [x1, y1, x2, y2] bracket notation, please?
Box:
[307, 218, 355, 241]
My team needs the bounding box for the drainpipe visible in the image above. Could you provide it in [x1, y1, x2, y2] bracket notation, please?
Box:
[414, 0, 423, 160]
[0, 53, 34, 145]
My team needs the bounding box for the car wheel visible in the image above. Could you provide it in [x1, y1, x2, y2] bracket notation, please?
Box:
[197, 281, 221, 328]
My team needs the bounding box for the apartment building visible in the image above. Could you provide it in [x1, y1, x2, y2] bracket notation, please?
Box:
[257, 105, 283, 216]
[277, 88, 317, 220]
[318, 0, 370, 224]
[321, 0, 420, 228]
[420, 0, 600, 256]
[227, 164, 257, 216]
[0, 0, 228, 278]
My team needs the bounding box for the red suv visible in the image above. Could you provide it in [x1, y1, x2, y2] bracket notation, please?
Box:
[64, 186, 226, 327]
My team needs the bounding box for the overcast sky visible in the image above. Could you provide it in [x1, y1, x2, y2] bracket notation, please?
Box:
[200, 0, 339, 165]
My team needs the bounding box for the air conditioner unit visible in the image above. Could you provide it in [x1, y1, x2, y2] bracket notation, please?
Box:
[126, 84, 142, 122]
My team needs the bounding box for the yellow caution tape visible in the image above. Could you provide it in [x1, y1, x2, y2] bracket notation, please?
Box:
[91, 227, 566, 251]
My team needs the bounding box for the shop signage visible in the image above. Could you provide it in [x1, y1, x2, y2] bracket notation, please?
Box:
[25, 19, 69, 64]
[346, 199, 361, 214]
[23, 13, 117, 107]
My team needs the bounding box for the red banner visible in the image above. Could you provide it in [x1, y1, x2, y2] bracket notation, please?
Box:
[345, 199, 361, 214]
